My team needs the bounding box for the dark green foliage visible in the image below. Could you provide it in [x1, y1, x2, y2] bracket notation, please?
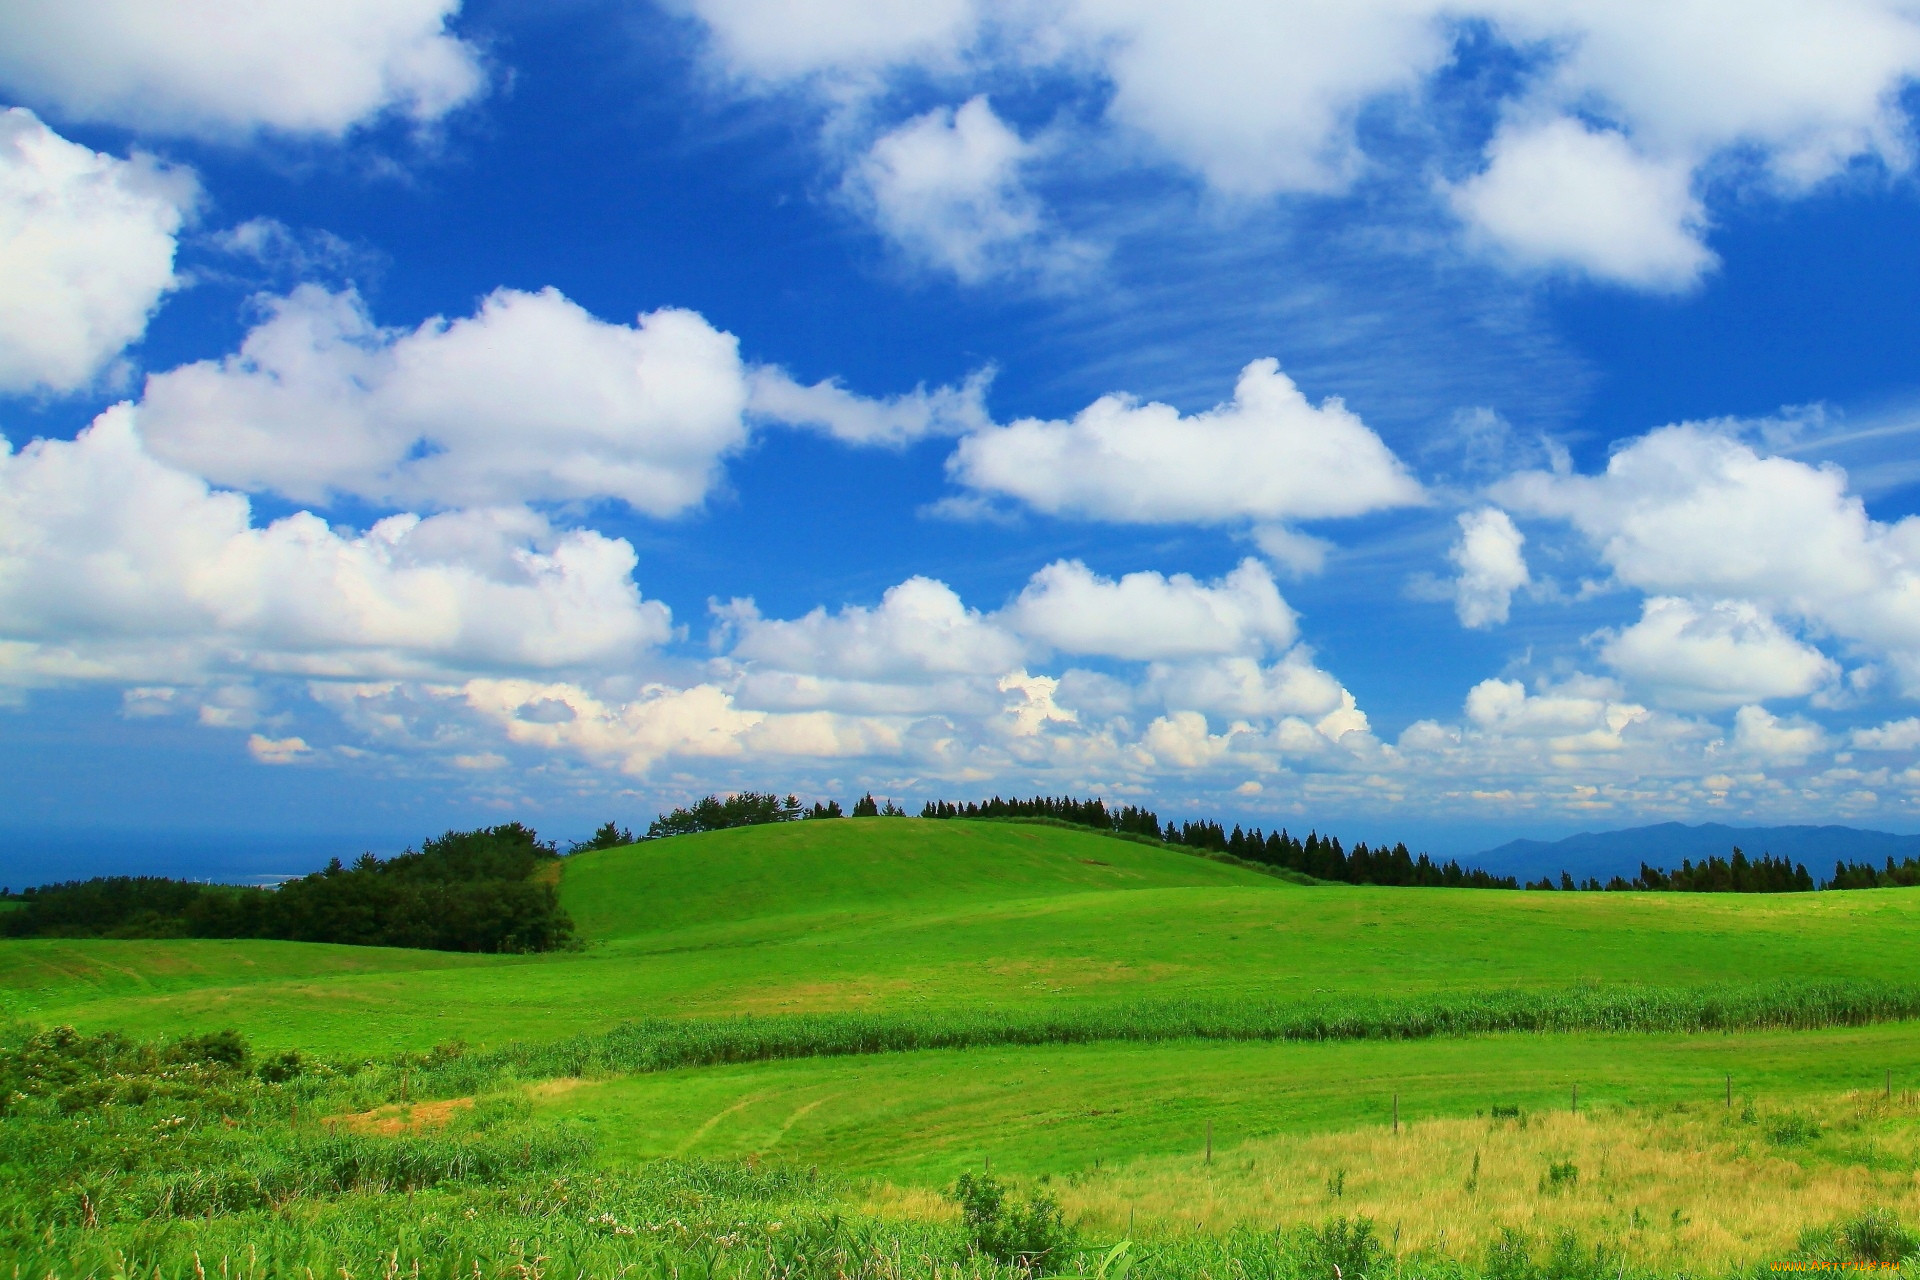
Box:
[920, 796, 1519, 889]
[1829, 855, 1920, 890]
[1540, 1159, 1578, 1192]
[1767, 1112, 1820, 1146]
[1793, 1208, 1920, 1264]
[852, 793, 880, 817]
[950, 1173, 1074, 1269]
[571, 820, 635, 852]
[1613, 847, 1815, 893]
[807, 799, 845, 818]
[0, 824, 572, 953]
[1297, 1216, 1382, 1277]
[648, 792, 805, 836]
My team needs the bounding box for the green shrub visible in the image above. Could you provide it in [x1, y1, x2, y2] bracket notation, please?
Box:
[950, 1172, 1075, 1270]
[1295, 1216, 1382, 1276]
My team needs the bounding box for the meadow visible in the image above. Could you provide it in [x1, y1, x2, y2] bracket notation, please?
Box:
[6, 817, 1920, 1276]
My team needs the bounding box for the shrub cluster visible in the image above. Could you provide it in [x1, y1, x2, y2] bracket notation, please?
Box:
[0, 824, 573, 952]
[646, 792, 805, 837]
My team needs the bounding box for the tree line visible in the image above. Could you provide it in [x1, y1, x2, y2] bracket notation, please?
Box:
[915, 794, 1518, 888]
[616, 788, 1920, 898]
[0, 824, 574, 952]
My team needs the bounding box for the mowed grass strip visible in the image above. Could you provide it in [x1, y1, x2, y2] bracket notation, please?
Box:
[473, 980, 1920, 1082]
[532, 1023, 1920, 1187]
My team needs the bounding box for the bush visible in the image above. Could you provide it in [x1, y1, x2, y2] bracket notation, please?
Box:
[1796, 1207, 1920, 1263]
[950, 1173, 1075, 1271]
[1295, 1216, 1382, 1276]
[648, 793, 804, 836]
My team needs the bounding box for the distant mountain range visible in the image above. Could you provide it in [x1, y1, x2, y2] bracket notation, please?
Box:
[1474, 822, 1920, 883]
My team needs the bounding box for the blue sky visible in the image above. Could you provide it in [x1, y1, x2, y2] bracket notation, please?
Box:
[9, 0, 1920, 877]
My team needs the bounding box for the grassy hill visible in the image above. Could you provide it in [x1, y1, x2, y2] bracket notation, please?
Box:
[10, 817, 1920, 1273]
[557, 816, 1283, 939]
[9, 818, 1920, 1054]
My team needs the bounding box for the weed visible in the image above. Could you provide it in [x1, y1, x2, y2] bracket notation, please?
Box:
[1767, 1112, 1820, 1146]
[1539, 1160, 1578, 1193]
[950, 1172, 1075, 1271]
[1295, 1216, 1382, 1277]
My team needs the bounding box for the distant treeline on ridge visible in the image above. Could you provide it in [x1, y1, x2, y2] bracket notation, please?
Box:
[644, 788, 1920, 895]
[0, 825, 574, 952]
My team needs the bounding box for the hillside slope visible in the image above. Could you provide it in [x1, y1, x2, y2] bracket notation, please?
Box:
[559, 818, 1282, 940]
[6, 818, 1920, 1055]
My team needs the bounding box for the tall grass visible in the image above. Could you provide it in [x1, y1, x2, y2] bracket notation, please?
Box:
[442, 980, 1920, 1086]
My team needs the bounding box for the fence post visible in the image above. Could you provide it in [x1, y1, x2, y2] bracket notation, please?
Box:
[1393, 1093, 1399, 1133]
[1571, 1083, 1578, 1114]
[1205, 1119, 1212, 1164]
[1725, 1075, 1731, 1110]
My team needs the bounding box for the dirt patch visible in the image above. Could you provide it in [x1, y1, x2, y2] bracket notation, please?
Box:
[326, 1096, 474, 1135]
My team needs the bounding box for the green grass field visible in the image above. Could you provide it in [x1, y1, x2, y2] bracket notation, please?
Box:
[9, 817, 1920, 1275]
[18, 819, 1920, 1054]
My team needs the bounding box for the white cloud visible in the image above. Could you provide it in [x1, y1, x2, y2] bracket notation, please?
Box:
[1447, 507, 1529, 628]
[0, 109, 195, 394]
[1597, 597, 1838, 710]
[680, 1, 1920, 291]
[1501, 423, 1920, 693]
[247, 733, 311, 765]
[746, 364, 993, 446]
[1145, 651, 1351, 721]
[460, 678, 901, 775]
[137, 285, 986, 514]
[1852, 718, 1920, 751]
[948, 357, 1423, 525]
[1005, 557, 1296, 660]
[849, 96, 1086, 283]
[0, 407, 670, 685]
[1730, 704, 1826, 763]
[1251, 525, 1334, 577]
[137, 286, 751, 515]
[1447, 118, 1715, 290]
[0, 0, 484, 138]
[726, 576, 1025, 681]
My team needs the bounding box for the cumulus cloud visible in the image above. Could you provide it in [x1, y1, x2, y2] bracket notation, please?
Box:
[1501, 423, 1920, 692]
[1447, 507, 1529, 628]
[0, 109, 195, 394]
[1447, 119, 1714, 290]
[1005, 558, 1296, 660]
[678, 0, 1920, 290]
[137, 285, 989, 514]
[1597, 597, 1839, 710]
[1144, 651, 1352, 722]
[726, 577, 1025, 682]
[1852, 718, 1920, 751]
[1730, 704, 1826, 763]
[849, 96, 1087, 283]
[746, 364, 993, 446]
[948, 357, 1423, 526]
[0, 407, 670, 685]
[0, 0, 484, 138]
